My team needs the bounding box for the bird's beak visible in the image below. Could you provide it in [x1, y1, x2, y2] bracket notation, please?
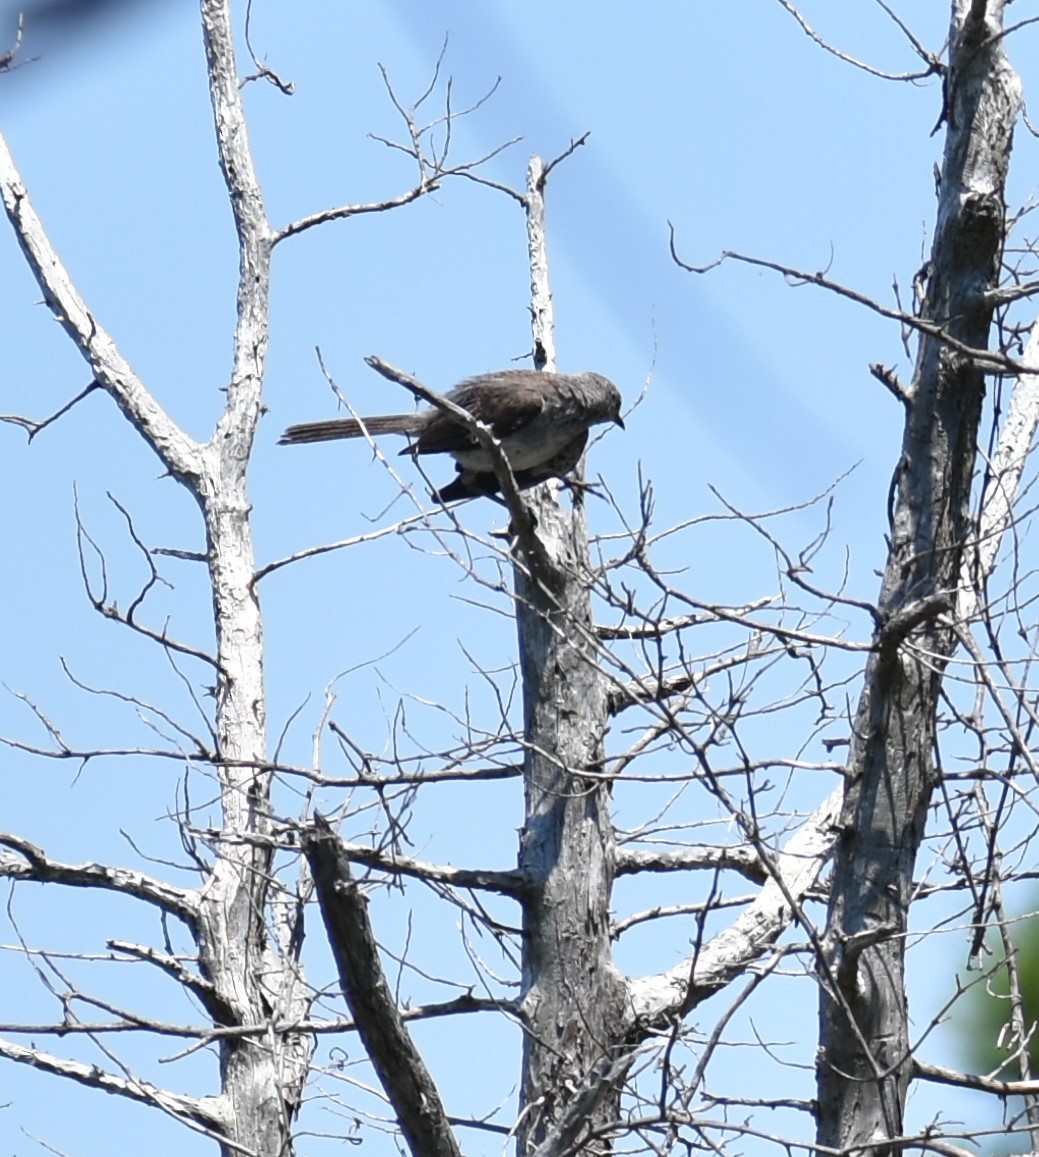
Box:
[614, 416, 626, 430]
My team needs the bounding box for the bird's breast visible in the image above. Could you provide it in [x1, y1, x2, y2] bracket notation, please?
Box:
[450, 415, 584, 472]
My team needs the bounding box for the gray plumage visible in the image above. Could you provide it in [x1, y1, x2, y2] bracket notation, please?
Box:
[280, 370, 624, 501]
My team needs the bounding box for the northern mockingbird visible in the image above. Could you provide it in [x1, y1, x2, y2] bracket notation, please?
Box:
[279, 370, 624, 502]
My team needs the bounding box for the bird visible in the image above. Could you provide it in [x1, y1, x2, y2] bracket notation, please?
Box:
[279, 370, 624, 502]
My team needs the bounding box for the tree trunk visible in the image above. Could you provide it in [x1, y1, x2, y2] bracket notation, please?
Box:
[514, 156, 628, 1157]
[515, 494, 628, 1156]
[816, 4, 1021, 1153]
[191, 6, 312, 1153]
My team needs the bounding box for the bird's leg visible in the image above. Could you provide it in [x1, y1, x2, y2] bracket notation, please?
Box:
[560, 476, 606, 502]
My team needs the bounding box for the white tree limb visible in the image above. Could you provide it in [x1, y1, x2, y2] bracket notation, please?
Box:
[616, 844, 766, 883]
[627, 788, 841, 1022]
[0, 833, 199, 925]
[959, 320, 1039, 622]
[0, 132, 203, 481]
[0, 1035, 228, 1132]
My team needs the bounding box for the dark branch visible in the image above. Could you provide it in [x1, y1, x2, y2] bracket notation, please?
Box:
[303, 816, 464, 1157]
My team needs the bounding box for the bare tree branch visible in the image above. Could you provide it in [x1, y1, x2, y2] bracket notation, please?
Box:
[670, 238, 1024, 375]
[959, 319, 1039, 621]
[627, 788, 841, 1023]
[303, 816, 464, 1157]
[772, 0, 942, 80]
[0, 137, 203, 481]
[335, 836, 526, 895]
[616, 845, 767, 884]
[913, 1058, 1039, 1097]
[0, 834, 199, 925]
[0, 1036, 228, 1133]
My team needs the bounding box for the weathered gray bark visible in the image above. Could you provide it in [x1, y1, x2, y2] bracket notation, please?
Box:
[514, 499, 629, 1156]
[510, 153, 848, 1157]
[303, 818, 464, 1157]
[170, 7, 313, 1154]
[513, 157, 629, 1157]
[816, 4, 1022, 1153]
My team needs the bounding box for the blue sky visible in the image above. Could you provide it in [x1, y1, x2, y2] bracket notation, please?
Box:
[0, 3, 1028, 1154]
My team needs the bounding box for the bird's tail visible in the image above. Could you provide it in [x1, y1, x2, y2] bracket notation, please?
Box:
[279, 415, 418, 445]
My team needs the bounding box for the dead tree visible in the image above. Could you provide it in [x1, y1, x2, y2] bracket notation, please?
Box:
[815, 5, 1025, 1153]
[4, 3, 1039, 1157]
[0, 3, 517, 1154]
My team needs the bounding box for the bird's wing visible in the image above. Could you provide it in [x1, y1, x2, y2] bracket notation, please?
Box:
[412, 378, 547, 456]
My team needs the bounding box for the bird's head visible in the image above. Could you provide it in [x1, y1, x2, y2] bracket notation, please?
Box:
[582, 372, 625, 430]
